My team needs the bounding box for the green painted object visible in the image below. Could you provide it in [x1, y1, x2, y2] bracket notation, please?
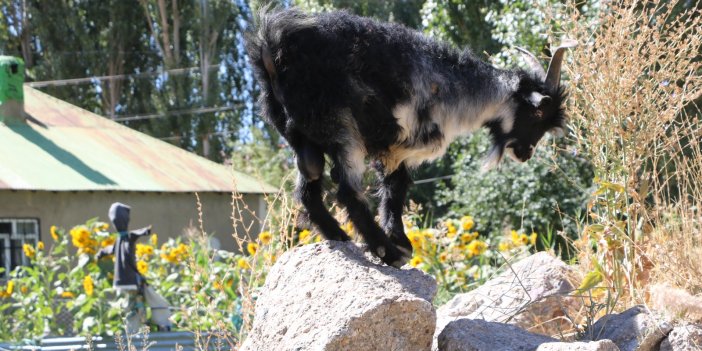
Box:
[0, 56, 25, 103]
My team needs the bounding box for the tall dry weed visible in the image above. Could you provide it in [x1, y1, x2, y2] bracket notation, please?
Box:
[563, 0, 702, 309]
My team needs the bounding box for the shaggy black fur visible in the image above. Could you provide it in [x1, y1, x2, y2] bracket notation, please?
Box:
[245, 8, 568, 267]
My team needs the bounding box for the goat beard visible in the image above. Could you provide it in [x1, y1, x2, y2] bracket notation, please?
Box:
[481, 143, 505, 172]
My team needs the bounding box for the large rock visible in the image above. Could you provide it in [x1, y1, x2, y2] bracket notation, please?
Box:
[240, 241, 437, 351]
[437, 319, 619, 351]
[651, 285, 702, 323]
[659, 325, 702, 351]
[436, 252, 580, 342]
[437, 319, 558, 351]
[583, 305, 672, 351]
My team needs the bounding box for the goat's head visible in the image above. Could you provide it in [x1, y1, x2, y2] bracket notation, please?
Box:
[484, 39, 577, 170]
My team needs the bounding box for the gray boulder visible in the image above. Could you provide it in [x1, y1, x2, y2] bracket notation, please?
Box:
[659, 325, 702, 351]
[583, 305, 672, 351]
[437, 318, 558, 351]
[437, 319, 619, 351]
[240, 241, 437, 351]
[436, 252, 580, 342]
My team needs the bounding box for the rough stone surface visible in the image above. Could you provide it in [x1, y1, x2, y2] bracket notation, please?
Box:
[437, 319, 620, 351]
[584, 305, 672, 351]
[435, 252, 580, 343]
[659, 325, 702, 351]
[651, 285, 702, 323]
[536, 340, 620, 351]
[240, 241, 437, 351]
[437, 318, 558, 351]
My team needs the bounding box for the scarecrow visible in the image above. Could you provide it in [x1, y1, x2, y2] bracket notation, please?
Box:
[97, 202, 173, 334]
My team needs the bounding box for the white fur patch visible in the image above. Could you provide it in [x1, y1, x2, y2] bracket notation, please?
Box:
[383, 69, 519, 173]
[338, 110, 367, 191]
[481, 144, 504, 172]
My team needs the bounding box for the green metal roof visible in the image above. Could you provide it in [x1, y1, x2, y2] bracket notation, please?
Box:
[0, 86, 276, 193]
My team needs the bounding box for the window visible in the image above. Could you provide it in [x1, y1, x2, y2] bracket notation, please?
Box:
[0, 218, 40, 280]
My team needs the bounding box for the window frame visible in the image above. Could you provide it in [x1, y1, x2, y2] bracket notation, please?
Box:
[0, 218, 41, 280]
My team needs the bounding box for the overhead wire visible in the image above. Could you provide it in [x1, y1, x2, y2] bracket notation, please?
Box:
[113, 105, 242, 122]
[27, 64, 220, 88]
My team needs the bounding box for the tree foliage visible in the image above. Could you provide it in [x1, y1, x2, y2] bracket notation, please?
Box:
[0, 0, 262, 162]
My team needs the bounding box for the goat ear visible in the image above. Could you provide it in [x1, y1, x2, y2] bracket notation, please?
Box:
[526, 92, 552, 109]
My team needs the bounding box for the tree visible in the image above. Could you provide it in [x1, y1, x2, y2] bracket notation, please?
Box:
[0, 0, 258, 162]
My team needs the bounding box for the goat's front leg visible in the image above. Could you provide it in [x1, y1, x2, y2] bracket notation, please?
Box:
[333, 154, 409, 268]
[378, 163, 413, 259]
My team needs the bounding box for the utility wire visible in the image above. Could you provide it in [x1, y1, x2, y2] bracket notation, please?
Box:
[413, 174, 454, 185]
[113, 105, 240, 122]
[159, 129, 235, 141]
[27, 64, 219, 88]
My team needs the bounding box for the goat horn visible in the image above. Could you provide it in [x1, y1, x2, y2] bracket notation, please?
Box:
[515, 46, 546, 80]
[544, 39, 578, 91]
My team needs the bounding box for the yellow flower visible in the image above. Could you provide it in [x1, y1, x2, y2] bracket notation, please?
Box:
[510, 230, 520, 245]
[446, 222, 457, 238]
[259, 231, 272, 245]
[83, 276, 94, 297]
[461, 216, 474, 231]
[101, 236, 115, 248]
[61, 291, 75, 299]
[439, 251, 448, 263]
[264, 253, 277, 263]
[23, 243, 35, 258]
[466, 240, 488, 256]
[519, 234, 529, 245]
[136, 243, 154, 258]
[213, 281, 223, 291]
[498, 241, 512, 252]
[150, 233, 158, 246]
[37, 241, 44, 251]
[247, 242, 259, 255]
[407, 230, 424, 249]
[529, 232, 538, 246]
[299, 230, 311, 244]
[50, 225, 59, 241]
[20, 286, 28, 294]
[6, 280, 15, 295]
[70, 226, 92, 248]
[136, 260, 148, 274]
[237, 257, 250, 269]
[409, 256, 423, 267]
[95, 223, 109, 232]
[460, 232, 478, 243]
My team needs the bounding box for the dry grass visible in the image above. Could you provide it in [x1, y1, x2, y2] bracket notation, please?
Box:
[561, 0, 702, 318]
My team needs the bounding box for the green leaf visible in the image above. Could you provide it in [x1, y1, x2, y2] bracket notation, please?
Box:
[577, 270, 603, 293]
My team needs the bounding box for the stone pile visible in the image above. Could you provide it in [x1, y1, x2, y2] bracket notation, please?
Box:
[242, 242, 702, 351]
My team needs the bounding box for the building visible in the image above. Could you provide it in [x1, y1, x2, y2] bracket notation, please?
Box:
[0, 57, 275, 279]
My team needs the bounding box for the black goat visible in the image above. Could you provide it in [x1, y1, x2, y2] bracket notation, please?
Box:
[245, 8, 575, 267]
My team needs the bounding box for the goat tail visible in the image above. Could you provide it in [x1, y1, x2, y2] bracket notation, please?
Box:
[245, 7, 315, 130]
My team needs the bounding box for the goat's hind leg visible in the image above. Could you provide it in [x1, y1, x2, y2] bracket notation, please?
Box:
[291, 138, 349, 242]
[333, 152, 409, 268]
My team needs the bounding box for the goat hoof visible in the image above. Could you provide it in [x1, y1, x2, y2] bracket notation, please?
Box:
[378, 245, 411, 268]
[376, 246, 386, 258]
